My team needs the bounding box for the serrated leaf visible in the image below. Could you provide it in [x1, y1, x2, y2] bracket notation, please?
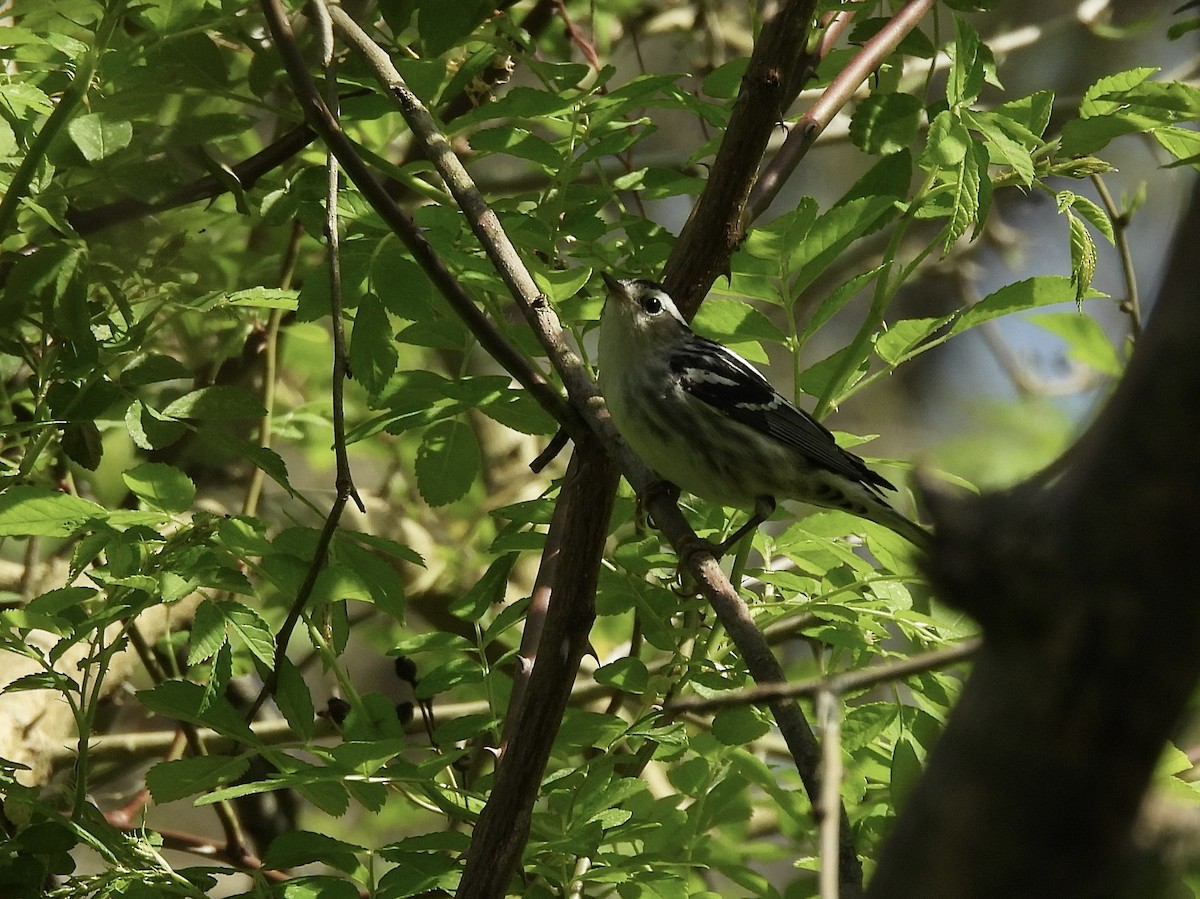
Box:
[350, 294, 398, 396]
[789, 196, 897, 295]
[188, 599, 275, 668]
[874, 316, 955, 365]
[122, 462, 196, 513]
[850, 92, 922, 156]
[67, 113, 132, 162]
[472, 127, 562, 169]
[1067, 211, 1097, 304]
[1056, 191, 1115, 244]
[965, 109, 1035, 185]
[535, 266, 593, 306]
[415, 420, 479, 507]
[62, 421, 102, 471]
[138, 680, 258, 743]
[122, 354, 192, 386]
[417, 0, 491, 56]
[145, 755, 249, 804]
[125, 400, 187, 450]
[0, 486, 105, 537]
[942, 142, 982, 253]
[188, 599, 228, 665]
[947, 15, 987, 108]
[921, 110, 970, 168]
[891, 734, 923, 810]
[262, 831, 366, 876]
[950, 276, 1102, 335]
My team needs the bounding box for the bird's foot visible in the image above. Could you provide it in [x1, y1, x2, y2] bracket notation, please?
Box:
[636, 479, 681, 535]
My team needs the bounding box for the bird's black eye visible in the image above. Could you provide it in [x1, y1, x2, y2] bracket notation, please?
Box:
[641, 295, 662, 314]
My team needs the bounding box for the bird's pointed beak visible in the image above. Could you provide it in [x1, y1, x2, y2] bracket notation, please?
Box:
[601, 271, 623, 293]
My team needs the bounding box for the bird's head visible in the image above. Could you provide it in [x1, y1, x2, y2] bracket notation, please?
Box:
[600, 273, 690, 348]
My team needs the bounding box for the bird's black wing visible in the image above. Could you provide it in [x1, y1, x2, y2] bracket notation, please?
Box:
[671, 337, 895, 494]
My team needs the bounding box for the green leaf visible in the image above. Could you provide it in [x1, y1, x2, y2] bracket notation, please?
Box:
[163, 386, 266, 420]
[891, 734, 923, 810]
[125, 401, 187, 450]
[1079, 67, 1159, 118]
[66, 113, 132, 162]
[874, 316, 955, 365]
[189, 600, 275, 669]
[789, 196, 898, 295]
[275, 655, 316, 741]
[947, 15, 987, 108]
[534, 266, 592, 305]
[1056, 191, 1115, 244]
[417, 0, 491, 56]
[450, 553, 517, 620]
[1155, 125, 1200, 166]
[702, 58, 748, 99]
[950, 276, 1102, 336]
[0, 486, 105, 537]
[1029, 312, 1123, 377]
[692, 297, 784, 345]
[122, 354, 192, 386]
[138, 680, 258, 743]
[417, 657, 484, 697]
[1066, 211, 1097, 304]
[477, 388, 558, 436]
[965, 109, 1035, 185]
[145, 755, 249, 804]
[415, 420, 479, 507]
[993, 91, 1054, 139]
[471, 127, 562, 169]
[188, 599, 227, 665]
[350, 294, 399, 397]
[218, 287, 300, 310]
[273, 875, 361, 899]
[62, 421, 102, 471]
[262, 831, 366, 877]
[593, 658, 650, 694]
[921, 110, 970, 168]
[711, 705, 771, 746]
[122, 463, 196, 513]
[850, 92, 923, 156]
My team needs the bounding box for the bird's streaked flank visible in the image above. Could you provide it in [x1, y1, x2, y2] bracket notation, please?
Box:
[597, 273, 931, 554]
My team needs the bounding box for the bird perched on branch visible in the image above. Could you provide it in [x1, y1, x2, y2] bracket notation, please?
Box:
[597, 273, 931, 554]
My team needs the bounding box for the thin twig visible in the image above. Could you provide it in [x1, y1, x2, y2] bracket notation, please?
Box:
[247, 0, 364, 719]
[667, 638, 980, 714]
[1090, 172, 1142, 339]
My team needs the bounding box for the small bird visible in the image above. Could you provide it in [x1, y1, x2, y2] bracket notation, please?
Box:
[597, 273, 931, 553]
